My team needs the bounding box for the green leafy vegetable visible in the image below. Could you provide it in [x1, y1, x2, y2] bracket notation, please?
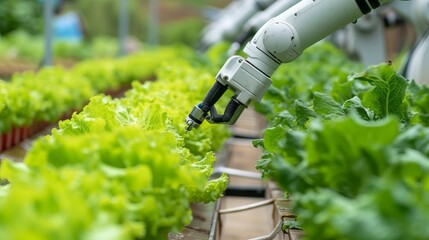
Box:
[350, 63, 408, 119]
[0, 45, 231, 239]
[253, 42, 429, 240]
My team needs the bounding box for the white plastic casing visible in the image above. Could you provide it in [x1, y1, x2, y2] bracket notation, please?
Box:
[215, 0, 399, 108]
[243, 0, 301, 32]
[243, 0, 372, 76]
[391, 0, 428, 37]
[406, 32, 429, 85]
[412, 0, 429, 33]
[407, 0, 429, 84]
[390, 0, 429, 84]
[215, 56, 272, 105]
[200, 0, 275, 49]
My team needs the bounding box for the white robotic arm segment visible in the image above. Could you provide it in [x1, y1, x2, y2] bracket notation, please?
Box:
[244, 0, 386, 75]
[388, 0, 429, 84]
[185, 0, 393, 131]
[216, 56, 272, 105]
[412, 0, 429, 31]
[227, 0, 301, 56]
[391, 0, 428, 37]
[243, 0, 301, 33]
[199, 0, 275, 52]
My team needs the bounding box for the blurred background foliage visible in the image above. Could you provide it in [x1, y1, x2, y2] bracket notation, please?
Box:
[0, 0, 231, 46]
[0, 0, 43, 36]
[0, 0, 231, 70]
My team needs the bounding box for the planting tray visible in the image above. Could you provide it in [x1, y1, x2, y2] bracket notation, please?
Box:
[266, 182, 304, 240]
[169, 201, 221, 240]
[0, 79, 152, 153]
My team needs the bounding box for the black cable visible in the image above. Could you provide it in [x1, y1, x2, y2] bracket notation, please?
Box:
[210, 98, 241, 123]
[201, 81, 228, 112]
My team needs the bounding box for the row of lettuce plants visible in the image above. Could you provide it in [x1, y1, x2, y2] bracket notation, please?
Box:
[254, 42, 429, 239]
[0, 31, 119, 63]
[0, 48, 231, 239]
[0, 46, 184, 151]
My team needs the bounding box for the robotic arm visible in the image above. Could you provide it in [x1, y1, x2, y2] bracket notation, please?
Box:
[185, 0, 393, 131]
[390, 0, 429, 84]
[227, 0, 301, 56]
[198, 0, 276, 52]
